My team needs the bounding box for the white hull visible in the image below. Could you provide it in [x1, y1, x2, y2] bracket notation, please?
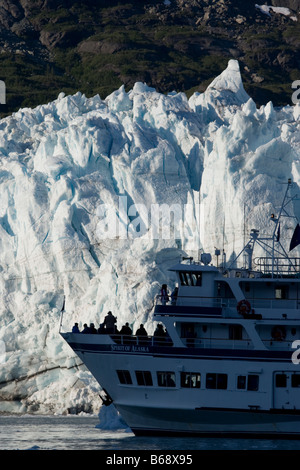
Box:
[62, 332, 300, 437]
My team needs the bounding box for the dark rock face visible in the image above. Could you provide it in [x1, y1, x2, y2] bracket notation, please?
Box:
[0, 0, 299, 114]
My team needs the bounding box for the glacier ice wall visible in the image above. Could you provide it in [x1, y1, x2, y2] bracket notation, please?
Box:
[0, 59, 300, 414]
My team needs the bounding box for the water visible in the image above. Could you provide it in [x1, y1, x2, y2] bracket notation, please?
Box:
[1, 415, 300, 451]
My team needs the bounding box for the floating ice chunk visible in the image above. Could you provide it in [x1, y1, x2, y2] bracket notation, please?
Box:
[96, 404, 131, 431]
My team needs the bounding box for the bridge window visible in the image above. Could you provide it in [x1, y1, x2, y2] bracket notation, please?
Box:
[179, 272, 202, 286]
[181, 372, 201, 389]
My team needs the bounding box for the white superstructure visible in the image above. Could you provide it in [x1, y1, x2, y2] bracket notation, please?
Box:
[61, 180, 300, 436]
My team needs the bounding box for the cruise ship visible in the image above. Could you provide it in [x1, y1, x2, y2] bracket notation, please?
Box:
[60, 180, 300, 437]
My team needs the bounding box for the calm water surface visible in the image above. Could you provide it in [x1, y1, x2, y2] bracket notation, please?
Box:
[1, 415, 300, 451]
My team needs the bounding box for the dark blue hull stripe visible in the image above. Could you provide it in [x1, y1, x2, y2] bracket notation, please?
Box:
[66, 341, 293, 362]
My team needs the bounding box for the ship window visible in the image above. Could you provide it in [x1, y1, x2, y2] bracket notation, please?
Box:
[179, 272, 202, 286]
[135, 371, 153, 386]
[292, 374, 300, 388]
[116, 370, 132, 385]
[181, 372, 201, 389]
[157, 371, 176, 387]
[229, 325, 243, 340]
[191, 273, 202, 286]
[247, 374, 259, 391]
[237, 375, 246, 389]
[237, 374, 259, 391]
[179, 272, 189, 286]
[275, 373, 287, 388]
[275, 286, 288, 299]
[206, 373, 227, 390]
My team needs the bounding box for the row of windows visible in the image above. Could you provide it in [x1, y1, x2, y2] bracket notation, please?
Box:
[275, 373, 300, 388]
[116, 369, 260, 391]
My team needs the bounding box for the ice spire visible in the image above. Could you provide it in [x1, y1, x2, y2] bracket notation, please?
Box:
[206, 59, 250, 105]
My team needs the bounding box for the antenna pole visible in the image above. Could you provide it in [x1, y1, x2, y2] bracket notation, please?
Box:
[271, 179, 292, 276]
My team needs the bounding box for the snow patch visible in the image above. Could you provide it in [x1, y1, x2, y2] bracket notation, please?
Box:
[255, 4, 298, 21]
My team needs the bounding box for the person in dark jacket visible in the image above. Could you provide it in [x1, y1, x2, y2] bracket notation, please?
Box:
[153, 323, 166, 345]
[135, 324, 147, 336]
[161, 284, 169, 305]
[104, 311, 117, 333]
[89, 323, 97, 334]
[72, 322, 80, 333]
[81, 323, 90, 334]
[120, 322, 132, 335]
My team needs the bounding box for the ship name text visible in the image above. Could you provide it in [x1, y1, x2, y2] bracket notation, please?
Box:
[111, 344, 149, 353]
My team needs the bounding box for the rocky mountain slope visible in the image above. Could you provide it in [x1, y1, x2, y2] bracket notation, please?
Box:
[0, 0, 299, 113]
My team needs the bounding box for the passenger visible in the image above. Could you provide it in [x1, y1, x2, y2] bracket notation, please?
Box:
[135, 323, 148, 345]
[170, 286, 178, 305]
[89, 323, 97, 334]
[104, 311, 117, 334]
[135, 324, 147, 337]
[120, 322, 132, 336]
[166, 373, 176, 387]
[72, 322, 80, 333]
[154, 323, 166, 345]
[161, 284, 169, 305]
[98, 322, 105, 334]
[81, 323, 90, 334]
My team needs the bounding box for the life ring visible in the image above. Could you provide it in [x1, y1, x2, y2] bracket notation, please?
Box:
[237, 299, 251, 316]
[271, 326, 286, 341]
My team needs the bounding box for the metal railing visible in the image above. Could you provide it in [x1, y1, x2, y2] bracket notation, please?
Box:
[180, 336, 252, 350]
[254, 257, 300, 275]
[180, 335, 293, 350]
[155, 294, 300, 311]
[155, 294, 224, 308]
[110, 334, 173, 347]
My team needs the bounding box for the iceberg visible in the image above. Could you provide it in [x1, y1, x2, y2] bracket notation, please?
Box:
[0, 59, 299, 414]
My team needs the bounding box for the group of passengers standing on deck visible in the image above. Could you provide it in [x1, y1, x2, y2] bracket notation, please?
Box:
[71, 310, 169, 342]
[71, 284, 176, 339]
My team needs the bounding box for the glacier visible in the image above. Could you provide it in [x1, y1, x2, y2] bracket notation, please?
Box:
[0, 59, 300, 415]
